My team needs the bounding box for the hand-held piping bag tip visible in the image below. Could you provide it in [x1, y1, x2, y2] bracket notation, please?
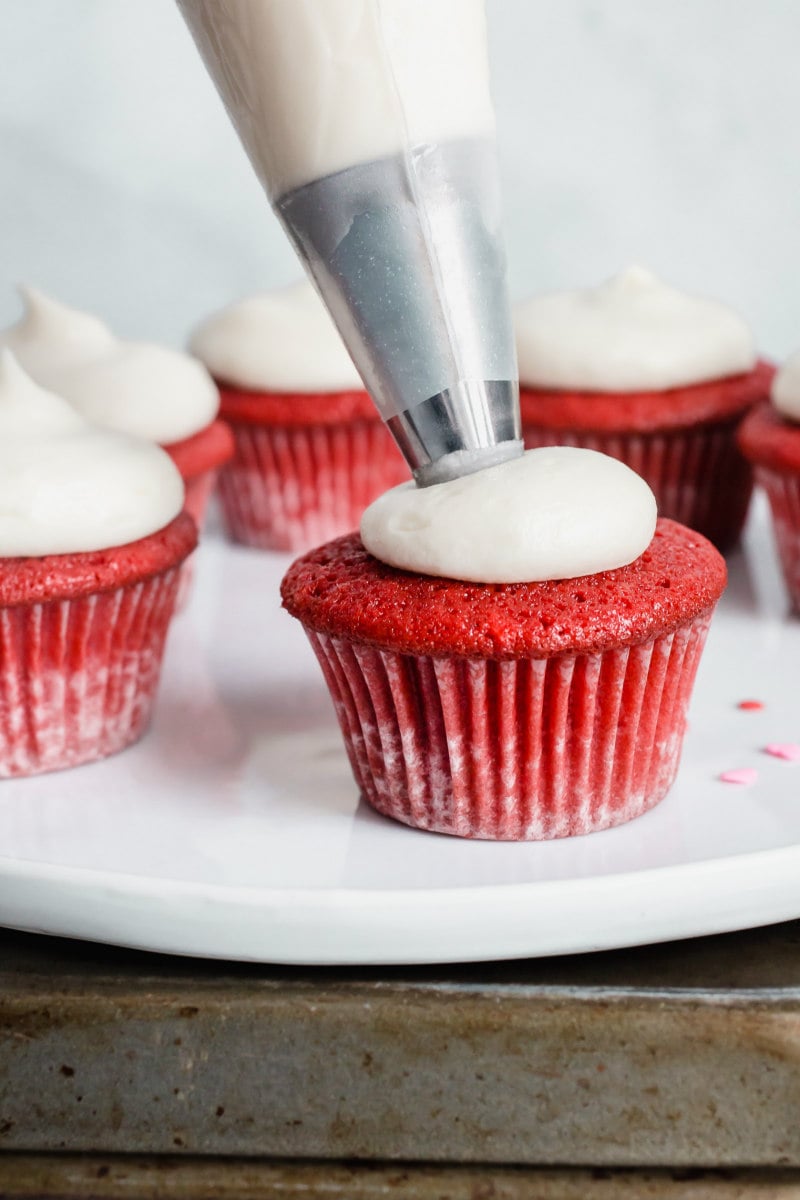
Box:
[276, 138, 522, 486]
[176, 0, 522, 485]
[387, 379, 522, 487]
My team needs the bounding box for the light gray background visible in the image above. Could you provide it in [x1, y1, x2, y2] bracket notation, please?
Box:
[2, 1, 797, 357]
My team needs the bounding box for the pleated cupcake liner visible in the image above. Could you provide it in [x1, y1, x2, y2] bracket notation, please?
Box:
[174, 469, 219, 609]
[521, 423, 752, 551]
[756, 466, 800, 611]
[217, 420, 409, 553]
[305, 613, 713, 841]
[182, 468, 219, 531]
[0, 567, 182, 778]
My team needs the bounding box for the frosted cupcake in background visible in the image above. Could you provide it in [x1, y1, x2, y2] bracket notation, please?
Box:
[0, 353, 196, 777]
[515, 267, 772, 551]
[189, 281, 409, 553]
[282, 447, 726, 841]
[0, 287, 234, 534]
[738, 351, 800, 610]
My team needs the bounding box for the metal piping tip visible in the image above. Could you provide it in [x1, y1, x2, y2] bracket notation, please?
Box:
[387, 379, 522, 486]
[413, 440, 523, 487]
[275, 138, 521, 487]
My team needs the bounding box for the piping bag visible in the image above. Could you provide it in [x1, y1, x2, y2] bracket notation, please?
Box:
[177, 0, 521, 486]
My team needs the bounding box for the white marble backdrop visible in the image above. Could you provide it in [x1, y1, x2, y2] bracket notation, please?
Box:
[1, 0, 798, 357]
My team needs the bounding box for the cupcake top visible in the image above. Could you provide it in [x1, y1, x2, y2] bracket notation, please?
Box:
[0, 287, 219, 445]
[515, 266, 756, 393]
[0, 352, 184, 557]
[361, 446, 657, 583]
[189, 281, 364, 393]
[771, 349, 800, 423]
[282, 520, 725, 660]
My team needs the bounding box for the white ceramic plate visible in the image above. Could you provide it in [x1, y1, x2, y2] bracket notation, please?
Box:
[0, 495, 798, 965]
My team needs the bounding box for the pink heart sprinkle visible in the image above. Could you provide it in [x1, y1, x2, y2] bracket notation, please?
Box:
[765, 743, 800, 762]
[719, 768, 758, 785]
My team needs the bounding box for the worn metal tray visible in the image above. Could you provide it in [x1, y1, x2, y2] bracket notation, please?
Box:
[0, 922, 799, 1172]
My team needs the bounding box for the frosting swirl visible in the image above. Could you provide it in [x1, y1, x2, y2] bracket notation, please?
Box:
[515, 266, 756, 393]
[361, 446, 657, 583]
[772, 349, 800, 423]
[0, 288, 219, 444]
[0, 352, 184, 556]
[189, 281, 364, 393]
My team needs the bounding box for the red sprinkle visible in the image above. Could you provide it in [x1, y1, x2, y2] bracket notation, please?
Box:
[738, 700, 764, 711]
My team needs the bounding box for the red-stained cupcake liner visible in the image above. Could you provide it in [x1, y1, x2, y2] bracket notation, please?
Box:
[0, 564, 184, 779]
[217, 420, 409, 552]
[755, 466, 800, 611]
[521, 423, 752, 551]
[173, 470, 219, 609]
[164, 419, 234, 534]
[163, 420, 234, 604]
[304, 612, 713, 841]
[182, 468, 219, 531]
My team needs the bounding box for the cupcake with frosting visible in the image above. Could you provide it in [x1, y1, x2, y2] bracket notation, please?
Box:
[0, 352, 196, 777]
[738, 351, 800, 609]
[189, 281, 409, 552]
[0, 288, 233, 534]
[282, 448, 726, 841]
[515, 267, 772, 551]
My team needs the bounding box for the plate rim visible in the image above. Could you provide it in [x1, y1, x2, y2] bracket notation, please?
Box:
[1, 840, 799, 965]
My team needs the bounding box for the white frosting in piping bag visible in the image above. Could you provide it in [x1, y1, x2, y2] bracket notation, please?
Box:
[772, 350, 800, 423]
[515, 266, 756, 393]
[189, 282, 364, 393]
[0, 353, 184, 557]
[177, 0, 494, 197]
[1, 288, 219, 444]
[178, 0, 516, 441]
[361, 446, 657, 583]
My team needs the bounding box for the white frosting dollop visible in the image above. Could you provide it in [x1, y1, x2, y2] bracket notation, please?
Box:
[0, 288, 219, 444]
[0, 352, 184, 556]
[772, 349, 800, 423]
[361, 446, 657, 583]
[189, 281, 364, 393]
[515, 266, 757, 392]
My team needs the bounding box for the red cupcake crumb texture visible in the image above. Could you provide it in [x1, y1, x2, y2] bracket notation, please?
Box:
[520, 362, 774, 434]
[0, 512, 197, 608]
[217, 383, 380, 427]
[737, 402, 800, 473]
[282, 519, 727, 660]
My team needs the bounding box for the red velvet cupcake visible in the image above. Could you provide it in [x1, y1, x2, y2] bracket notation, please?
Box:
[282, 448, 726, 841]
[738, 351, 800, 610]
[0, 354, 196, 777]
[0, 515, 196, 778]
[190, 282, 409, 552]
[516, 267, 769, 551]
[0, 286, 233, 540]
